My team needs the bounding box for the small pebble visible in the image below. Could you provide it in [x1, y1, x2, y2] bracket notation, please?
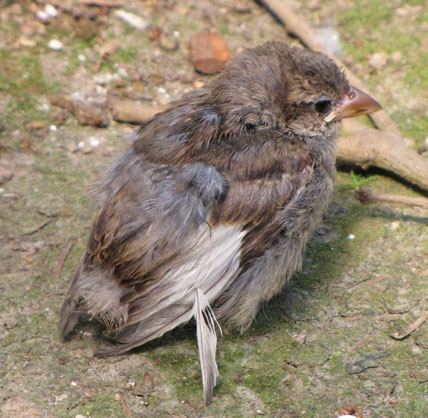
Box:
[127, 380, 136, 388]
[117, 67, 128, 78]
[313, 27, 343, 57]
[71, 381, 77, 386]
[389, 221, 400, 231]
[48, 39, 63, 51]
[38, 101, 50, 112]
[114, 10, 150, 30]
[93, 72, 117, 85]
[45, 4, 58, 18]
[89, 137, 100, 147]
[412, 345, 422, 354]
[49, 125, 57, 132]
[55, 393, 68, 402]
[36, 10, 48, 21]
[78, 54, 86, 62]
[347, 234, 355, 240]
[368, 52, 388, 70]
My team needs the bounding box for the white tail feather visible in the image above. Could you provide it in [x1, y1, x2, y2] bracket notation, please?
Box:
[193, 288, 221, 405]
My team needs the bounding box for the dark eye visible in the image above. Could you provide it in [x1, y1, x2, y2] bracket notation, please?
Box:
[313, 97, 333, 115]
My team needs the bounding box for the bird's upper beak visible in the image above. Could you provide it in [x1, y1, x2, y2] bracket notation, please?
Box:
[325, 86, 382, 122]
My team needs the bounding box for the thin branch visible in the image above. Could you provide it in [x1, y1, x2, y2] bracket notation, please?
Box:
[355, 188, 428, 210]
[77, 0, 123, 7]
[22, 219, 53, 236]
[391, 314, 427, 340]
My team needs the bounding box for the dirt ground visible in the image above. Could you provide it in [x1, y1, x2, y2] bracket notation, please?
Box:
[0, 0, 427, 417]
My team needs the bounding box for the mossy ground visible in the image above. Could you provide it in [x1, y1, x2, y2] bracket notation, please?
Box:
[1, 1, 427, 417]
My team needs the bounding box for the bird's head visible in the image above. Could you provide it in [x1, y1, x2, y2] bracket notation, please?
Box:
[212, 41, 381, 140]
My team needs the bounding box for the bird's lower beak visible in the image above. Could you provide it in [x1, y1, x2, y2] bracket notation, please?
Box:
[325, 86, 382, 122]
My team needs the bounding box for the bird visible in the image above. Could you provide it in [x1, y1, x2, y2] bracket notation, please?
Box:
[59, 41, 381, 404]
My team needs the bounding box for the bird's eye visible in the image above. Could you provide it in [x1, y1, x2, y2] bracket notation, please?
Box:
[313, 97, 333, 115]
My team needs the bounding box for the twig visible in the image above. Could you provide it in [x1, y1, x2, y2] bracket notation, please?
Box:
[391, 314, 426, 340]
[49, 95, 109, 127]
[351, 334, 372, 351]
[347, 275, 388, 291]
[109, 98, 166, 124]
[338, 120, 428, 191]
[37, 209, 61, 218]
[77, 0, 123, 7]
[54, 238, 77, 282]
[355, 188, 428, 210]
[22, 219, 53, 236]
[259, 0, 399, 134]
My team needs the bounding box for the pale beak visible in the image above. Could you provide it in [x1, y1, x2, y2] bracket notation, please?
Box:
[325, 86, 382, 122]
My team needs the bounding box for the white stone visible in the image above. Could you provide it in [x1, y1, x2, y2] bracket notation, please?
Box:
[36, 10, 48, 21]
[157, 87, 167, 94]
[49, 125, 57, 132]
[89, 137, 100, 147]
[117, 67, 128, 78]
[45, 4, 58, 18]
[114, 10, 150, 30]
[48, 39, 63, 51]
[347, 234, 355, 240]
[93, 73, 116, 85]
[390, 221, 400, 231]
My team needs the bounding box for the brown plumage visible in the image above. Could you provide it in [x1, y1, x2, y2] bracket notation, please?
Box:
[59, 41, 381, 404]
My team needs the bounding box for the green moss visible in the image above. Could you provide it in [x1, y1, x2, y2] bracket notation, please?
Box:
[114, 45, 139, 64]
[0, 50, 60, 129]
[72, 392, 126, 417]
[66, 38, 98, 74]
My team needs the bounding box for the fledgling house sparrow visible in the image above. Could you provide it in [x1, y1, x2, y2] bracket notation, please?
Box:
[59, 41, 381, 404]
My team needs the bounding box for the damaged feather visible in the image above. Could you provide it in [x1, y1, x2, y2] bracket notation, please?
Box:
[193, 288, 221, 405]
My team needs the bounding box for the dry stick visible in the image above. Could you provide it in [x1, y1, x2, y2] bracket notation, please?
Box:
[22, 219, 53, 236]
[355, 188, 428, 210]
[339, 120, 428, 191]
[259, 0, 400, 134]
[49, 95, 109, 127]
[109, 98, 167, 124]
[77, 0, 124, 7]
[391, 313, 427, 340]
[54, 238, 77, 282]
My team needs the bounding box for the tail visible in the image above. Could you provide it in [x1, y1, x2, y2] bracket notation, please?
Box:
[95, 287, 222, 405]
[193, 288, 222, 406]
